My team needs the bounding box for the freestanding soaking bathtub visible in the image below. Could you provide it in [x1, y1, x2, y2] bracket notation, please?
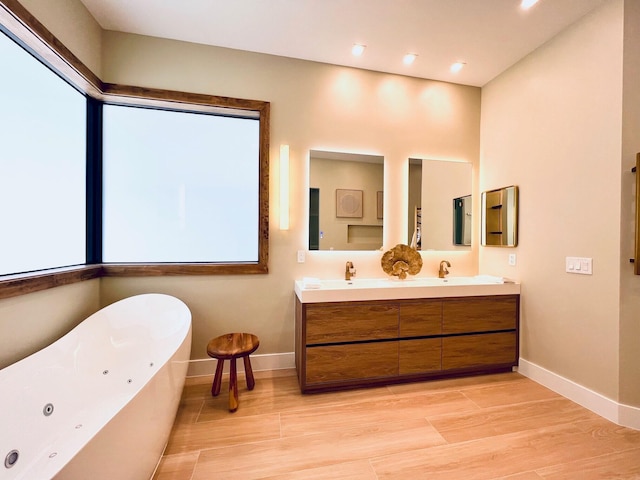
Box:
[0, 293, 192, 480]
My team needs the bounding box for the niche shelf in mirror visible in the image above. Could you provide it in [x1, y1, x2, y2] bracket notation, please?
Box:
[347, 224, 383, 247]
[481, 186, 518, 247]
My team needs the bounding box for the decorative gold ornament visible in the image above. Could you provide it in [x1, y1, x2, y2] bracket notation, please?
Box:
[381, 244, 423, 279]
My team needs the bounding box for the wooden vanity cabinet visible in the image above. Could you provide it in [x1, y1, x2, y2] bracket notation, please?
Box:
[295, 294, 519, 393]
[442, 296, 517, 334]
[299, 302, 399, 386]
[398, 300, 442, 375]
[306, 342, 398, 384]
[306, 303, 398, 344]
[399, 300, 441, 336]
[399, 338, 442, 375]
[441, 296, 519, 370]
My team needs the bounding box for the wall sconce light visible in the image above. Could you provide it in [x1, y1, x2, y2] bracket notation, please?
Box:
[279, 144, 290, 230]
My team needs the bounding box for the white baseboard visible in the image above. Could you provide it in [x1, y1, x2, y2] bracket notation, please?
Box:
[187, 352, 295, 378]
[619, 404, 640, 429]
[518, 358, 640, 430]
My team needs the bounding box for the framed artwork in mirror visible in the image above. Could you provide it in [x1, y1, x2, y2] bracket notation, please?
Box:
[336, 189, 363, 218]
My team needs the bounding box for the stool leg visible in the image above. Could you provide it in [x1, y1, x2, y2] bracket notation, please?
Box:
[229, 357, 239, 412]
[243, 355, 256, 390]
[211, 359, 224, 397]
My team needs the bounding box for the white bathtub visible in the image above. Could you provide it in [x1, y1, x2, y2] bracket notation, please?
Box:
[0, 293, 192, 480]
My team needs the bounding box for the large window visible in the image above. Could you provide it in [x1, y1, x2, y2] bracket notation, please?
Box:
[0, 4, 270, 298]
[0, 31, 86, 276]
[102, 104, 260, 264]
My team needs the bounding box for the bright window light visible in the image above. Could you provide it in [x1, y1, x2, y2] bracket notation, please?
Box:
[403, 53, 417, 65]
[351, 44, 366, 56]
[0, 31, 86, 275]
[103, 105, 260, 263]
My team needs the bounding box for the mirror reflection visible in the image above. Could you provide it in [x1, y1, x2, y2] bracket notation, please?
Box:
[453, 195, 472, 246]
[481, 185, 518, 247]
[408, 159, 472, 250]
[309, 150, 384, 251]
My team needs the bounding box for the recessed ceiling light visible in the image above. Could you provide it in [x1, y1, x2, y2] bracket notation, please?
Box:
[403, 53, 417, 65]
[450, 61, 466, 73]
[352, 44, 366, 56]
[520, 0, 539, 10]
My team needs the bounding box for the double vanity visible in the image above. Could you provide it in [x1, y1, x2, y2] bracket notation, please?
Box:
[294, 277, 520, 393]
[302, 150, 521, 393]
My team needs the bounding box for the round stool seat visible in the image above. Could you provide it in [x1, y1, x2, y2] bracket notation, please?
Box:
[206, 333, 259, 412]
[207, 333, 260, 360]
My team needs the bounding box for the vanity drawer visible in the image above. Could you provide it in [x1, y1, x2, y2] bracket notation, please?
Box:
[442, 296, 518, 334]
[305, 342, 399, 384]
[399, 300, 442, 337]
[305, 303, 398, 345]
[442, 331, 517, 370]
[399, 338, 442, 375]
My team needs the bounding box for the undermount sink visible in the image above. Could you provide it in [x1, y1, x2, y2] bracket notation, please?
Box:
[295, 275, 520, 303]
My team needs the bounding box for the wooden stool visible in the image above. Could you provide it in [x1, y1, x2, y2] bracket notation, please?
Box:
[206, 333, 260, 412]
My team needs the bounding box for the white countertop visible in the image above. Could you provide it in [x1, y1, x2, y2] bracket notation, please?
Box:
[294, 276, 521, 303]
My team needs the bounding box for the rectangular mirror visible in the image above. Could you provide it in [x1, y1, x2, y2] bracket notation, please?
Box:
[481, 185, 518, 247]
[309, 150, 384, 251]
[408, 158, 472, 250]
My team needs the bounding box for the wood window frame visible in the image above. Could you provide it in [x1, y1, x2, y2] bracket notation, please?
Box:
[0, 1, 270, 300]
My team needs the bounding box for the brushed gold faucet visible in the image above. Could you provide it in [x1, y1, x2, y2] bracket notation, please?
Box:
[345, 261, 356, 281]
[438, 260, 451, 278]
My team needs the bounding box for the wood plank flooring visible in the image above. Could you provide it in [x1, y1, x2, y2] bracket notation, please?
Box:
[153, 370, 640, 480]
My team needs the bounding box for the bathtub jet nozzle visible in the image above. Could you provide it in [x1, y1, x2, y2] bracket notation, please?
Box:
[4, 450, 19, 469]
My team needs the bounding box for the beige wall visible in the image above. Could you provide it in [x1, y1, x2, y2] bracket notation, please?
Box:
[480, 0, 627, 401]
[0, 280, 100, 368]
[620, 0, 640, 407]
[98, 31, 481, 360]
[17, 0, 102, 77]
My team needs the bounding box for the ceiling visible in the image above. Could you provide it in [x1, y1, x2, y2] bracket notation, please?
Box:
[79, 0, 607, 87]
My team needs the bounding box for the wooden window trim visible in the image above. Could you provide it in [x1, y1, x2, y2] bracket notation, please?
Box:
[0, 266, 104, 300]
[0, 1, 270, 299]
[98, 84, 270, 278]
[0, 0, 104, 96]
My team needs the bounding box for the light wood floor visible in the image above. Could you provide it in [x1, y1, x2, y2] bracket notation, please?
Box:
[153, 370, 640, 479]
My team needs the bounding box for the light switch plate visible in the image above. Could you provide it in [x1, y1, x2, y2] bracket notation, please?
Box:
[508, 253, 516, 266]
[297, 250, 305, 263]
[566, 256, 592, 275]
